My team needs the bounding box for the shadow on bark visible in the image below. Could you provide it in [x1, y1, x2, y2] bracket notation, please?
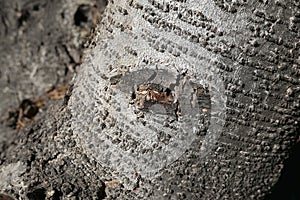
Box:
[265, 142, 300, 200]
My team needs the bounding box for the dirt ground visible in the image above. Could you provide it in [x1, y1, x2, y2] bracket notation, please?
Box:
[0, 0, 107, 136]
[0, 1, 106, 197]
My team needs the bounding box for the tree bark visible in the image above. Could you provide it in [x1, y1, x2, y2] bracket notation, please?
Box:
[0, 0, 299, 199]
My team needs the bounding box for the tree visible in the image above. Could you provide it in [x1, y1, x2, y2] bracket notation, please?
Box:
[0, 0, 299, 199]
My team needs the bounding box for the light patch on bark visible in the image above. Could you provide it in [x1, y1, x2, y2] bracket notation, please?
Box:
[0, 162, 26, 192]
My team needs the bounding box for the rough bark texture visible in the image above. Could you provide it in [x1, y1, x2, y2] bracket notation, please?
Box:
[0, 0, 299, 199]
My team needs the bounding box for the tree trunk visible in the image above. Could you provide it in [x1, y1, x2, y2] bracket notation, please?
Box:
[0, 0, 299, 199]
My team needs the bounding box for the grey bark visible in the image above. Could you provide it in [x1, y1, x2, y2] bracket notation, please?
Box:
[1, 0, 300, 199]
